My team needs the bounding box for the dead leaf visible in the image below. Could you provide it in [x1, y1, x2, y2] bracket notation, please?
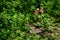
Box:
[25, 24, 46, 33]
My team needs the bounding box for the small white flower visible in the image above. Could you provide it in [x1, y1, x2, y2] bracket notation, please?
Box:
[37, 8, 39, 10]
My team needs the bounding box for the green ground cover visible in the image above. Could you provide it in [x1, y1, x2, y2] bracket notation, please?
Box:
[0, 0, 60, 40]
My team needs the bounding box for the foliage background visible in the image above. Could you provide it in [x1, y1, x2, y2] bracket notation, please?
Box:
[0, 0, 60, 40]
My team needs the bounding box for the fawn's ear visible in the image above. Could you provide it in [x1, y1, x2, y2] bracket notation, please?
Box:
[39, 7, 44, 13]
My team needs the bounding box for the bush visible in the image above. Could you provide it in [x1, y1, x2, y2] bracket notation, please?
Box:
[0, 0, 60, 40]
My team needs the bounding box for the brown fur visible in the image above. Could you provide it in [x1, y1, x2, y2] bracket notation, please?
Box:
[34, 7, 44, 14]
